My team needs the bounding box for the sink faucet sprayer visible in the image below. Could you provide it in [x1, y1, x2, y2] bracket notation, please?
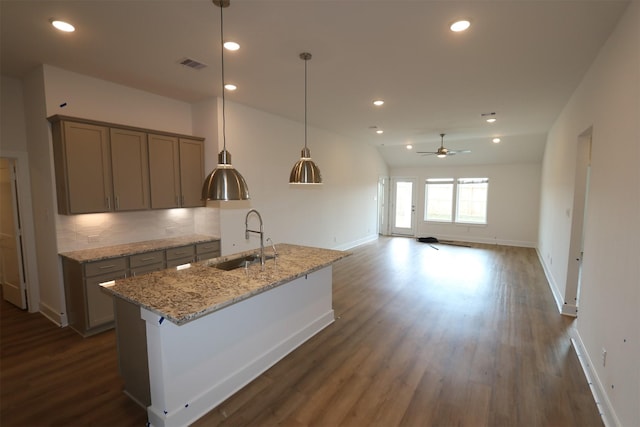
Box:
[245, 209, 265, 267]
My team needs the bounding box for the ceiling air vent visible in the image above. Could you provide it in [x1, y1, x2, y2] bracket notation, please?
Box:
[179, 58, 207, 70]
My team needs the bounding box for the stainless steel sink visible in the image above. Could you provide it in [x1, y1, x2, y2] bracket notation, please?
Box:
[212, 254, 276, 271]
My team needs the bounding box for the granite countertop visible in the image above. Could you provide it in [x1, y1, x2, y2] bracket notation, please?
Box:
[102, 244, 350, 325]
[59, 234, 220, 263]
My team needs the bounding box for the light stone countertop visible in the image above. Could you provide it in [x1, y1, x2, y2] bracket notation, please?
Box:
[59, 234, 220, 263]
[101, 244, 350, 325]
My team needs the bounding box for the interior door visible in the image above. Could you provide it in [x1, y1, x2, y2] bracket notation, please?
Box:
[391, 177, 417, 236]
[0, 158, 27, 309]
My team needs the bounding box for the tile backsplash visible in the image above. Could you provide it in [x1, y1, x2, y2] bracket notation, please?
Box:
[56, 208, 220, 252]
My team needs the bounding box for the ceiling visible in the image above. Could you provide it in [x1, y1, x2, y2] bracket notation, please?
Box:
[0, 0, 629, 168]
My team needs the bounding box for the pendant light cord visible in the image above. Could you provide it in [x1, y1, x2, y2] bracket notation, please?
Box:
[304, 56, 308, 151]
[219, 3, 227, 152]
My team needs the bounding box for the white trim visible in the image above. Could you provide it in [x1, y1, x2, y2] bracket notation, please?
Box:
[536, 248, 566, 315]
[0, 149, 40, 313]
[39, 301, 67, 326]
[570, 336, 621, 427]
[332, 233, 378, 251]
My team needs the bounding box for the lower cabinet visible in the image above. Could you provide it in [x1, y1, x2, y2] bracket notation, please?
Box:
[62, 239, 220, 337]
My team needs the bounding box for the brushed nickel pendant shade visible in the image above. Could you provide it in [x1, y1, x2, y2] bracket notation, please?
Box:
[290, 52, 322, 185]
[202, 0, 250, 201]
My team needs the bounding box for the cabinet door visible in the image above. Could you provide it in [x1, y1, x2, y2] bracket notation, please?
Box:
[86, 271, 125, 329]
[58, 121, 113, 214]
[110, 128, 150, 211]
[148, 134, 180, 209]
[179, 138, 205, 207]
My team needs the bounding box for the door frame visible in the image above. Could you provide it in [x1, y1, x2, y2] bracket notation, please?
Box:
[390, 176, 418, 236]
[563, 128, 592, 317]
[0, 151, 40, 312]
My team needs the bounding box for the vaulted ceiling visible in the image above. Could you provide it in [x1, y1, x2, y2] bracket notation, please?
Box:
[0, 0, 629, 167]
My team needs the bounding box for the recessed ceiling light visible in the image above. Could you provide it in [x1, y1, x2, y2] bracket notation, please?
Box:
[450, 20, 471, 32]
[224, 83, 237, 91]
[406, 144, 413, 150]
[373, 100, 384, 106]
[224, 41, 240, 51]
[492, 137, 501, 143]
[376, 129, 384, 134]
[50, 19, 75, 32]
[482, 112, 497, 123]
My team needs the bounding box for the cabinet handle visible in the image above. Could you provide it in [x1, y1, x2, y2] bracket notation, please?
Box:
[141, 257, 156, 262]
[115, 196, 120, 210]
[106, 197, 111, 210]
[99, 264, 117, 270]
[173, 251, 187, 255]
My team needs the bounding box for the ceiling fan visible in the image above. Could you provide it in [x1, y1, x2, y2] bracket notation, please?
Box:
[417, 133, 471, 158]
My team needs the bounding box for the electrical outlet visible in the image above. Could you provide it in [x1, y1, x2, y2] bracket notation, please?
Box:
[602, 348, 607, 367]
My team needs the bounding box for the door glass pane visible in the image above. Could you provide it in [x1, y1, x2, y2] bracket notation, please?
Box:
[394, 181, 413, 228]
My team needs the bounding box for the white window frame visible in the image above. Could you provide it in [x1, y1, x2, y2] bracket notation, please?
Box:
[455, 178, 489, 225]
[424, 177, 489, 225]
[424, 178, 454, 222]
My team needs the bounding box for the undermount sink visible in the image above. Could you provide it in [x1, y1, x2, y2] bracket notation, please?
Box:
[212, 254, 276, 271]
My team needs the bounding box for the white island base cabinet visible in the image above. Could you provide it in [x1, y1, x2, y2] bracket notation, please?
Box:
[123, 266, 334, 427]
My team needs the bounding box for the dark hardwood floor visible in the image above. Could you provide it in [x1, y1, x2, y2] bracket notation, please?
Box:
[1, 237, 602, 426]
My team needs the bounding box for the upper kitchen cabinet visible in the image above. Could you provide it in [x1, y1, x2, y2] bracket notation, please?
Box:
[51, 120, 113, 214]
[110, 128, 150, 211]
[49, 115, 205, 214]
[178, 138, 205, 208]
[148, 135, 205, 209]
[148, 134, 181, 209]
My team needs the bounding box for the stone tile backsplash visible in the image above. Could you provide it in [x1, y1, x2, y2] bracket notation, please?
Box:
[56, 208, 220, 252]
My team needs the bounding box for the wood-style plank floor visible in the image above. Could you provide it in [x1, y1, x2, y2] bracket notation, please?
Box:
[1, 237, 602, 427]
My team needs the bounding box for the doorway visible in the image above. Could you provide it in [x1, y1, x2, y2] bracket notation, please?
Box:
[390, 177, 417, 236]
[0, 157, 28, 309]
[564, 129, 592, 316]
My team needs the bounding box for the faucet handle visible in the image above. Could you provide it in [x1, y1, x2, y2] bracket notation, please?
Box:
[266, 237, 278, 257]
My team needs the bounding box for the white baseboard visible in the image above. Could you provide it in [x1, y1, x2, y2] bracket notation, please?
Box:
[333, 233, 378, 251]
[570, 335, 621, 427]
[39, 301, 68, 327]
[536, 248, 568, 315]
[426, 234, 536, 248]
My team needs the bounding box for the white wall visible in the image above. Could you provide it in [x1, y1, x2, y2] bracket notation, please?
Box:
[391, 163, 541, 247]
[194, 99, 388, 255]
[538, 1, 639, 425]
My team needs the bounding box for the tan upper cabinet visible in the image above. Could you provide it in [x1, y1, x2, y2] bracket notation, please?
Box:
[179, 138, 205, 208]
[148, 134, 181, 209]
[51, 120, 113, 214]
[49, 115, 205, 214]
[110, 128, 150, 211]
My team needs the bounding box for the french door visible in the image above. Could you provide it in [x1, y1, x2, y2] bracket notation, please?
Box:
[390, 177, 417, 236]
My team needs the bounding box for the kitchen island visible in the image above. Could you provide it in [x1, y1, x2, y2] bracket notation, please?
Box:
[102, 243, 349, 427]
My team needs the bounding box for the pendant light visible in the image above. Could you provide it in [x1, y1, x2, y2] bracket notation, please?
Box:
[289, 52, 322, 185]
[202, 0, 250, 201]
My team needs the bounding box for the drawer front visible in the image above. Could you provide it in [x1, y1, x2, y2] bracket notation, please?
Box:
[130, 262, 165, 276]
[130, 250, 165, 268]
[85, 257, 127, 278]
[166, 257, 193, 269]
[196, 240, 220, 254]
[166, 245, 195, 261]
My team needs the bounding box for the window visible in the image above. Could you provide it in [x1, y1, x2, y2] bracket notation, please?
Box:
[424, 178, 454, 221]
[424, 177, 489, 224]
[456, 178, 488, 224]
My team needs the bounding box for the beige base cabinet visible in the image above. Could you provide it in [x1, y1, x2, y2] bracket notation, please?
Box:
[62, 239, 220, 337]
[49, 115, 204, 215]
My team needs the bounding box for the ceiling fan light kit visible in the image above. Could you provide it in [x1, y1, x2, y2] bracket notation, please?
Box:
[417, 133, 470, 159]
